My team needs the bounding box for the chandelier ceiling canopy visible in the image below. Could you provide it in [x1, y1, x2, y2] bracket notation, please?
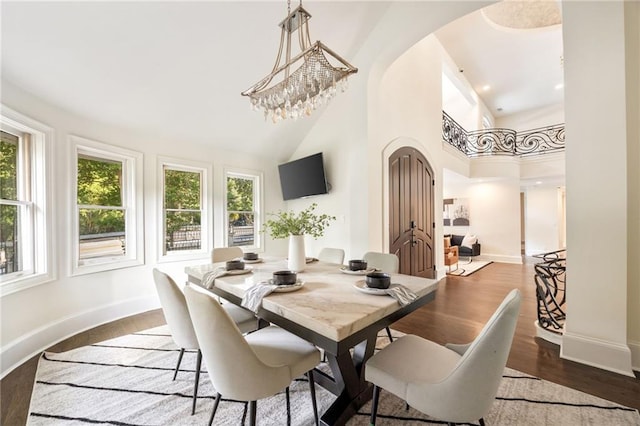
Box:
[241, 1, 358, 123]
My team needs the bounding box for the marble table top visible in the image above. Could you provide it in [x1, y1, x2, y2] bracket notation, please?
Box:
[185, 257, 439, 342]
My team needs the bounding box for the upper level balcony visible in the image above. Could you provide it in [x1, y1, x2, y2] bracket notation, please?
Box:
[442, 111, 565, 158]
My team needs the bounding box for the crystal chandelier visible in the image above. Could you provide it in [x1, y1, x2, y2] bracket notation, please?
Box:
[241, 1, 358, 123]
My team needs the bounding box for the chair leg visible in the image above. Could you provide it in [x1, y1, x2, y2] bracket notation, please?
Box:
[241, 402, 248, 425]
[307, 370, 319, 426]
[192, 349, 202, 415]
[208, 393, 221, 426]
[385, 326, 394, 342]
[479, 419, 486, 426]
[173, 348, 185, 380]
[248, 401, 257, 426]
[285, 386, 291, 426]
[370, 385, 381, 425]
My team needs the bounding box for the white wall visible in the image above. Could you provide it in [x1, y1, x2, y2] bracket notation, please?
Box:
[561, 1, 634, 376]
[444, 177, 522, 263]
[523, 186, 563, 255]
[496, 103, 564, 131]
[624, 0, 640, 371]
[287, 2, 488, 266]
[440, 47, 496, 131]
[0, 81, 284, 377]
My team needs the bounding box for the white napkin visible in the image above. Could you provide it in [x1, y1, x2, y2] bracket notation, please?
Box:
[384, 284, 418, 306]
[201, 267, 228, 289]
[241, 281, 278, 313]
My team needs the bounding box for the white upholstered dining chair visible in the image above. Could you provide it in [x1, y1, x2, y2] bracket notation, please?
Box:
[365, 289, 521, 425]
[318, 247, 345, 264]
[184, 283, 321, 426]
[362, 251, 400, 342]
[151, 269, 257, 415]
[363, 251, 399, 275]
[211, 246, 243, 263]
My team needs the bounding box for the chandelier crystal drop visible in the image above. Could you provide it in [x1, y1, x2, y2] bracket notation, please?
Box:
[241, 1, 357, 123]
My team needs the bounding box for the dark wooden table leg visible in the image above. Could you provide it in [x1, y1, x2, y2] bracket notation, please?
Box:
[320, 333, 377, 426]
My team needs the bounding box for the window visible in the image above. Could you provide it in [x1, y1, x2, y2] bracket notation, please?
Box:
[1, 107, 54, 295]
[72, 137, 143, 274]
[159, 159, 210, 260]
[226, 171, 262, 248]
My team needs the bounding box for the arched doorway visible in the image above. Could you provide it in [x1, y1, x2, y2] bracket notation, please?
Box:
[388, 146, 435, 278]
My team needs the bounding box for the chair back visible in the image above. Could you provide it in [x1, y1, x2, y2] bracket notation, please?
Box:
[363, 252, 399, 273]
[408, 289, 521, 421]
[184, 284, 291, 401]
[318, 248, 345, 264]
[211, 247, 243, 263]
[152, 269, 199, 349]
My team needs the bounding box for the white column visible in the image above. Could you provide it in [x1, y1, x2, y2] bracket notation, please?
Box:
[561, 1, 634, 376]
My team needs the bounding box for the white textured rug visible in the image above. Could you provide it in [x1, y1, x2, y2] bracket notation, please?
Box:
[29, 326, 640, 425]
[447, 259, 493, 277]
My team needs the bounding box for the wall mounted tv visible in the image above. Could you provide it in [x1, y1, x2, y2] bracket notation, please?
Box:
[278, 153, 329, 201]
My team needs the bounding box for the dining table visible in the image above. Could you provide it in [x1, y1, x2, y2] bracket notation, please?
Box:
[185, 257, 439, 426]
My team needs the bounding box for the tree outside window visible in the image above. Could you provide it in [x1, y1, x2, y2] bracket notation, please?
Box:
[0, 131, 21, 275]
[164, 168, 202, 253]
[227, 174, 257, 247]
[77, 155, 126, 262]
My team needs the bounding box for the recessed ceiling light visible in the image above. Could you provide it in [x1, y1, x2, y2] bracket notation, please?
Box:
[555, 83, 564, 90]
[497, 107, 503, 112]
[536, 181, 542, 185]
[482, 85, 491, 91]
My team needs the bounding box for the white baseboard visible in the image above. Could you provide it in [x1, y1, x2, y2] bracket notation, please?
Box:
[561, 331, 635, 377]
[0, 296, 160, 379]
[475, 254, 523, 264]
[534, 320, 563, 346]
[629, 339, 640, 372]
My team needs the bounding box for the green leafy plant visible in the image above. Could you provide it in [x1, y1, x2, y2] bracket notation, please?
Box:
[263, 203, 335, 239]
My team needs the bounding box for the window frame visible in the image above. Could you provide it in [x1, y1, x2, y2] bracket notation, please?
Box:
[157, 156, 212, 262]
[71, 136, 144, 275]
[224, 168, 263, 250]
[0, 106, 55, 296]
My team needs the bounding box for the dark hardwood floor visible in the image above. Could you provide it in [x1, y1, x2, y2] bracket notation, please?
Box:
[1, 260, 638, 425]
[394, 260, 640, 412]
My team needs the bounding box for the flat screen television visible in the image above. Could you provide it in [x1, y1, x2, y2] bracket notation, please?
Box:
[278, 153, 329, 201]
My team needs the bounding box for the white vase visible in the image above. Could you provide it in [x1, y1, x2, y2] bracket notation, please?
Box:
[287, 234, 306, 272]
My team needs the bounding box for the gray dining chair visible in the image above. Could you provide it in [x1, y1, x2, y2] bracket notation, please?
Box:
[184, 283, 321, 426]
[362, 251, 400, 342]
[318, 247, 345, 264]
[152, 269, 257, 415]
[366, 289, 521, 425]
[211, 246, 243, 263]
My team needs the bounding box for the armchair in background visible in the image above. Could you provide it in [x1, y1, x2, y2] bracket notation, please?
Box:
[444, 239, 459, 272]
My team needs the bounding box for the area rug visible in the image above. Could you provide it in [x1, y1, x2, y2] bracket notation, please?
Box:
[447, 259, 493, 277]
[28, 326, 640, 425]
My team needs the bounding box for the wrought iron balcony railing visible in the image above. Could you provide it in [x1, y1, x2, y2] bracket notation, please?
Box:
[442, 111, 565, 157]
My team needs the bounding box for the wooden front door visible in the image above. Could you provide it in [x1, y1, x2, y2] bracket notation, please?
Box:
[389, 147, 435, 278]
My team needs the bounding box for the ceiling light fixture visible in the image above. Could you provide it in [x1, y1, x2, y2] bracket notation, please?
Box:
[482, 85, 491, 91]
[555, 83, 564, 90]
[241, 0, 358, 123]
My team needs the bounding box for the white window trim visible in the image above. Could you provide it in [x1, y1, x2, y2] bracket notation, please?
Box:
[0, 106, 55, 297]
[70, 136, 144, 276]
[224, 167, 263, 251]
[157, 156, 212, 262]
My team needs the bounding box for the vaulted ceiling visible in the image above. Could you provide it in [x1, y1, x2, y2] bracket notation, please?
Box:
[1, 1, 563, 160]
